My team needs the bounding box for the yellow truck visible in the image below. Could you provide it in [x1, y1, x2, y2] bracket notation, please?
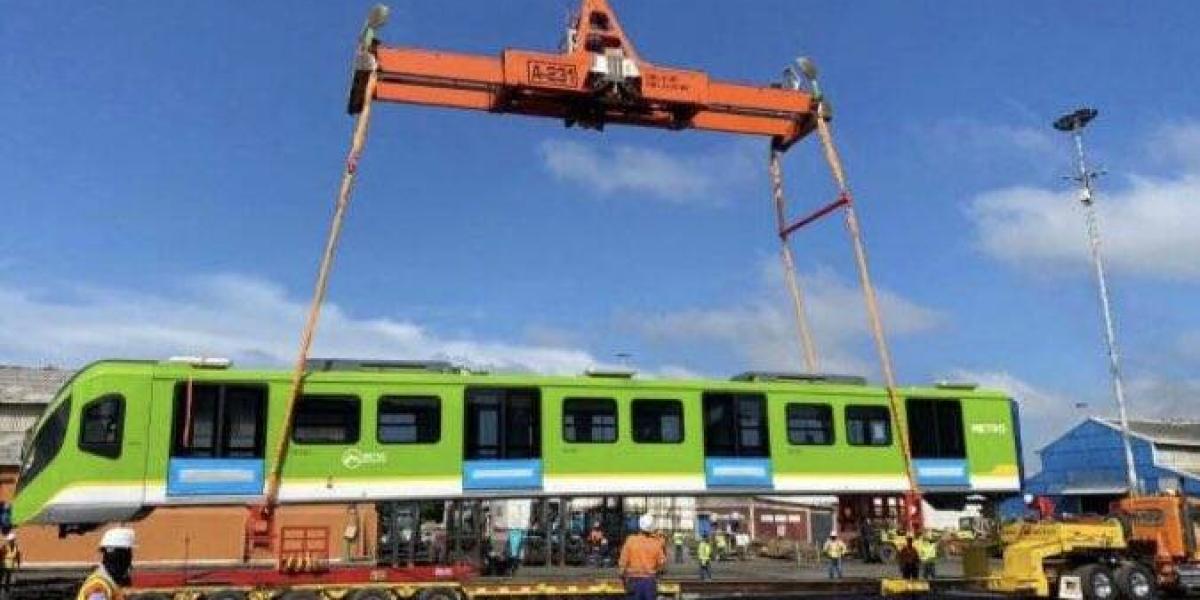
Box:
[985, 494, 1200, 599]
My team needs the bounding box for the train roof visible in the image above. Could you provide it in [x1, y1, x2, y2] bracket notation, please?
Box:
[49, 358, 1013, 402]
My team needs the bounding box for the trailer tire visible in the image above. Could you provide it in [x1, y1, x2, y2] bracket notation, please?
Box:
[279, 589, 322, 600]
[205, 590, 249, 600]
[349, 588, 394, 600]
[131, 593, 175, 600]
[416, 587, 460, 600]
[1075, 564, 1118, 600]
[1115, 562, 1157, 600]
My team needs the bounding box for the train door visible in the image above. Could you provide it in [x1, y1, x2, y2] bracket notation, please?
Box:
[905, 398, 968, 488]
[463, 387, 543, 491]
[166, 382, 268, 497]
[701, 392, 773, 489]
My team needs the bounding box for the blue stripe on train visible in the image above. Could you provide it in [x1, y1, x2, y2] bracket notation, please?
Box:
[167, 458, 264, 496]
[913, 458, 970, 487]
[463, 459, 543, 490]
[704, 458, 773, 488]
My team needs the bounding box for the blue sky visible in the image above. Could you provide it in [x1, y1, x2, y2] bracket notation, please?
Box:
[3, 2, 1199, 466]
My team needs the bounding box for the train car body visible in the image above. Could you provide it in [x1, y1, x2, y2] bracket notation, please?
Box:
[13, 359, 1023, 527]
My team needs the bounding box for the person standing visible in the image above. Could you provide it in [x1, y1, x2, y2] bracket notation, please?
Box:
[917, 533, 938, 580]
[696, 535, 713, 581]
[672, 530, 685, 564]
[897, 536, 920, 580]
[77, 527, 135, 600]
[821, 532, 847, 579]
[618, 515, 666, 600]
[0, 533, 19, 596]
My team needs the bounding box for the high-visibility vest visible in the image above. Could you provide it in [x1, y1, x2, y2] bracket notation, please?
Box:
[917, 538, 938, 561]
[672, 532, 684, 545]
[696, 541, 713, 563]
[77, 568, 123, 600]
[823, 540, 847, 559]
[1, 543, 18, 569]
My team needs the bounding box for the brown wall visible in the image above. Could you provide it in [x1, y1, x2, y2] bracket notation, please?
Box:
[15, 504, 377, 569]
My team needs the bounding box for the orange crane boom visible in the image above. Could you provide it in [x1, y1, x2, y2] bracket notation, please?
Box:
[348, 0, 817, 148]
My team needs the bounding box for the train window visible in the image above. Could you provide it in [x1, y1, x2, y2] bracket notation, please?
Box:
[906, 399, 965, 458]
[465, 387, 541, 459]
[631, 399, 683, 443]
[79, 394, 125, 459]
[562, 398, 617, 443]
[16, 396, 71, 493]
[293, 395, 361, 445]
[786, 403, 834, 445]
[172, 383, 266, 458]
[378, 396, 441, 444]
[846, 405, 892, 446]
[703, 393, 769, 457]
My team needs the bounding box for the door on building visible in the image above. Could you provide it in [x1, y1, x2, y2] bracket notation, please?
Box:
[463, 387, 543, 491]
[702, 392, 773, 489]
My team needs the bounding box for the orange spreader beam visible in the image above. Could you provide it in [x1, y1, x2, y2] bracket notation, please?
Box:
[348, 0, 818, 149]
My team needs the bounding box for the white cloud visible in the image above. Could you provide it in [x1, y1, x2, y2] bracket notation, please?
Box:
[968, 173, 1200, 280]
[967, 118, 1200, 281]
[1147, 121, 1200, 168]
[0, 274, 608, 375]
[621, 266, 944, 376]
[538, 139, 753, 204]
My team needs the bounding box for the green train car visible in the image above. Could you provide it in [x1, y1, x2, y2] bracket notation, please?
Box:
[12, 358, 1023, 527]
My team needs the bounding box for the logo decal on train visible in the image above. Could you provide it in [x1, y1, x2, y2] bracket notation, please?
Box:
[341, 448, 387, 470]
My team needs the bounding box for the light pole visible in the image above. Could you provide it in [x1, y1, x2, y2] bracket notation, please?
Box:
[1053, 107, 1140, 495]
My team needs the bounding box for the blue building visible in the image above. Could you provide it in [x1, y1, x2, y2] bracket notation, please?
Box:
[1020, 418, 1200, 515]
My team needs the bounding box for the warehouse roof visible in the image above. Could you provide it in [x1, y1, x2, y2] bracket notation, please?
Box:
[1097, 418, 1200, 448]
[0, 365, 72, 405]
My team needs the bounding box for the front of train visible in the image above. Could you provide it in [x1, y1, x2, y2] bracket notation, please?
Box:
[11, 389, 72, 526]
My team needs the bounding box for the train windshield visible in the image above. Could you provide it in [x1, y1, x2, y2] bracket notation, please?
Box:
[16, 397, 71, 493]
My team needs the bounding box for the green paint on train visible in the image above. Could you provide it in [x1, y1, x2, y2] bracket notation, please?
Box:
[12, 359, 1022, 527]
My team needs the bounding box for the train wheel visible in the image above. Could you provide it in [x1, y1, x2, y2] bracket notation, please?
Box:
[1115, 562, 1157, 600]
[1075, 564, 1117, 600]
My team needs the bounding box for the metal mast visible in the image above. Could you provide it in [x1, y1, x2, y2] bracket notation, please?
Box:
[1053, 107, 1140, 495]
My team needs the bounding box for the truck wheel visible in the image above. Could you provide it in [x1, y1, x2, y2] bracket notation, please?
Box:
[1075, 564, 1118, 600]
[1115, 562, 1157, 600]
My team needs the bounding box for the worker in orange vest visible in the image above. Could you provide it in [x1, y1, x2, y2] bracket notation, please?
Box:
[77, 527, 135, 600]
[619, 515, 666, 600]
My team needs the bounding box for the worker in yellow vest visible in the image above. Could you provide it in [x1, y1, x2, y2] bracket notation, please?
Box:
[0, 532, 20, 595]
[821, 532, 847, 579]
[672, 530, 685, 564]
[77, 527, 135, 600]
[916, 532, 938, 580]
[695, 535, 713, 581]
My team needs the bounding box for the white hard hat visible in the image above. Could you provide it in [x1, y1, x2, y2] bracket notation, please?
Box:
[1023, 494, 1034, 504]
[829, 531, 838, 538]
[638, 514, 655, 532]
[100, 527, 136, 549]
[4, 533, 14, 542]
